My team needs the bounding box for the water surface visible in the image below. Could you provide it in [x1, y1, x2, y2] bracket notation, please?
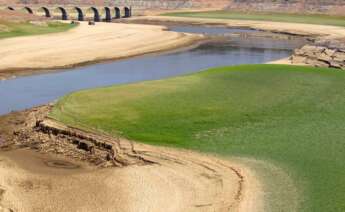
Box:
[0, 26, 306, 115]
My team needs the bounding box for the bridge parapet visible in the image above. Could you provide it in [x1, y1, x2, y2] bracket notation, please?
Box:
[1, 5, 132, 21]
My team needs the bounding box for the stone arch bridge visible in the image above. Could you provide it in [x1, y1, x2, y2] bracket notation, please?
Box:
[4, 5, 132, 22]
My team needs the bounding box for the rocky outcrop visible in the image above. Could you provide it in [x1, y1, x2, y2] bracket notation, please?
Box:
[291, 40, 345, 69]
[6, 105, 154, 168]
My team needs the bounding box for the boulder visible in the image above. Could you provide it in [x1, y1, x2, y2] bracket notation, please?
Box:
[324, 48, 336, 56]
[291, 55, 307, 64]
[317, 52, 333, 62]
[330, 61, 343, 69]
[332, 52, 345, 62]
[306, 58, 329, 67]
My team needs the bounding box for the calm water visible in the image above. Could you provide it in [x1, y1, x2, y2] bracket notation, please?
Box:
[0, 26, 306, 115]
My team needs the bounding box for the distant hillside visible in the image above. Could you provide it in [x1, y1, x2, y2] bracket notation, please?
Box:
[226, 0, 345, 15]
[1, 0, 230, 9]
[2, 0, 345, 14]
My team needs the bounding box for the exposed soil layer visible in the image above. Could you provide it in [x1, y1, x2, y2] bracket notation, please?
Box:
[0, 106, 264, 212]
[0, 105, 152, 168]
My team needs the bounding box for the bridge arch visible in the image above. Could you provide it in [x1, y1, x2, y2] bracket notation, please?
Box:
[56, 7, 68, 20]
[24, 6, 33, 14]
[7, 6, 15, 11]
[89, 7, 100, 22]
[124, 7, 131, 18]
[74, 7, 84, 21]
[103, 7, 111, 22]
[40, 7, 51, 17]
[114, 7, 121, 19]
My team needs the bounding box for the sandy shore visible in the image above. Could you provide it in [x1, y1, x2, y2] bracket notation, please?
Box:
[0, 145, 264, 212]
[0, 107, 268, 212]
[1, 17, 342, 80]
[0, 21, 202, 80]
[133, 16, 345, 39]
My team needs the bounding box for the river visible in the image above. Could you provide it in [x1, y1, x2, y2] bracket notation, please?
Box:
[0, 25, 307, 115]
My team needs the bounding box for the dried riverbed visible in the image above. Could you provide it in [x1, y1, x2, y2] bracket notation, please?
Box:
[0, 21, 310, 212]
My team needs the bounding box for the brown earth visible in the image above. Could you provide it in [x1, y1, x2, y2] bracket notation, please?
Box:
[0, 106, 265, 212]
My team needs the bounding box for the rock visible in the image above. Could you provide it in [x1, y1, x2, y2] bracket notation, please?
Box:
[77, 141, 93, 152]
[291, 55, 307, 64]
[324, 49, 336, 56]
[89, 146, 95, 154]
[70, 21, 80, 25]
[291, 41, 345, 70]
[332, 52, 345, 62]
[317, 52, 333, 62]
[330, 61, 343, 68]
[306, 58, 329, 67]
[106, 153, 113, 161]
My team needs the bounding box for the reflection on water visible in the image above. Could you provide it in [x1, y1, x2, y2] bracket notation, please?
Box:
[0, 26, 306, 115]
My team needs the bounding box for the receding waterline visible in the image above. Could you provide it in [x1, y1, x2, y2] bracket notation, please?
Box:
[0, 26, 305, 115]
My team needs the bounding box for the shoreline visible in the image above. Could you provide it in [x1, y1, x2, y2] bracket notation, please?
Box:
[0, 17, 326, 81]
[0, 21, 204, 81]
[0, 36, 206, 81]
[132, 16, 345, 38]
[0, 105, 267, 212]
[0, 17, 338, 211]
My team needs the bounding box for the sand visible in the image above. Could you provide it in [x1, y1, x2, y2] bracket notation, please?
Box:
[0, 21, 201, 79]
[133, 16, 345, 39]
[0, 144, 264, 212]
[0, 107, 266, 212]
[1, 16, 343, 79]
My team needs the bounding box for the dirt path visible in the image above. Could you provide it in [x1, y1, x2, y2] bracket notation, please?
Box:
[0, 21, 202, 80]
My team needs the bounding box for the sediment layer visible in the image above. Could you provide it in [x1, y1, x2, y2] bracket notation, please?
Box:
[0, 105, 263, 212]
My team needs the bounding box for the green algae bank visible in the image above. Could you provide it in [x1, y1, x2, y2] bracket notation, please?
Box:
[51, 64, 345, 212]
